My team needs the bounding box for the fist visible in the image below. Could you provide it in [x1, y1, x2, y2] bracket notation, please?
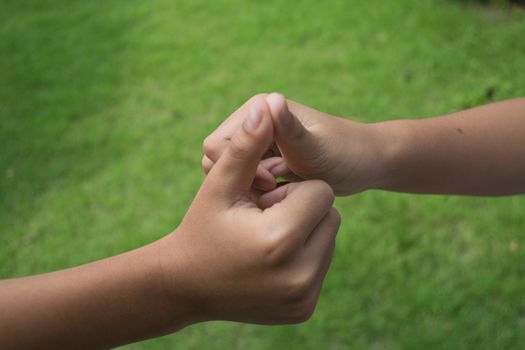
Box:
[160, 97, 340, 324]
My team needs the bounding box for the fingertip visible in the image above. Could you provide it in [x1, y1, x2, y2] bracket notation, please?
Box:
[254, 165, 277, 192]
[269, 162, 290, 178]
[329, 207, 341, 230]
[316, 180, 336, 207]
[240, 96, 274, 141]
[244, 104, 263, 133]
[257, 183, 289, 209]
[266, 92, 286, 113]
[266, 93, 292, 127]
[260, 157, 289, 178]
[210, 106, 275, 197]
[290, 180, 335, 208]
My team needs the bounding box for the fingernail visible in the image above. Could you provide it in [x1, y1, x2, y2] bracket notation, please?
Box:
[269, 162, 289, 177]
[244, 105, 262, 132]
[266, 93, 292, 128]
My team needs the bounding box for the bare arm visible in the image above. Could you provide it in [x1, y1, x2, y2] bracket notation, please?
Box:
[203, 94, 525, 196]
[0, 97, 339, 349]
[375, 97, 525, 195]
[0, 243, 189, 349]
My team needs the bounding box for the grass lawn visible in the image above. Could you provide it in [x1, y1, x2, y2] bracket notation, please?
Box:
[1, 0, 525, 348]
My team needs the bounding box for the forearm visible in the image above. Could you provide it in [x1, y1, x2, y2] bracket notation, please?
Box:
[0, 237, 192, 349]
[371, 97, 525, 195]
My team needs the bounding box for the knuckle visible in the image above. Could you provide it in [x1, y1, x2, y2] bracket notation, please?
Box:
[283, 270, 315, 301]
[259, 223, 300, 265]
[259, 234, 280, 264]
[202, 135, 216, 158]
[228, 135, 251, 161]
[259, 230, 290, 266]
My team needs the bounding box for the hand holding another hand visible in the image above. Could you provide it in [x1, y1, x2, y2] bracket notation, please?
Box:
[159, 100, 340, 324]
[202, 93, 387, 195]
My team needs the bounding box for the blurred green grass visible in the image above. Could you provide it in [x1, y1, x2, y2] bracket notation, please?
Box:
[1, 0, 525, 348]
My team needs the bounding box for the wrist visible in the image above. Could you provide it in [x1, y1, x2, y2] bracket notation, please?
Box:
[337, 119, 395, 194]
[368, 119, 414, 191]
[115, 235, 199, 339]
[152, 230, 210, 327]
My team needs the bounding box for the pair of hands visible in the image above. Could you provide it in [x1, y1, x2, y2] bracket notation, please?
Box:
[160, 93, 525, 328]
[202, 93, 384, 196]
[158, 93, 381, 326]
[6, 93, 523, 348]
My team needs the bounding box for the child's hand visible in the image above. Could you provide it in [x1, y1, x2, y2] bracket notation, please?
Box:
[202, 93, 387, 195]
[160, 98, 340, 324]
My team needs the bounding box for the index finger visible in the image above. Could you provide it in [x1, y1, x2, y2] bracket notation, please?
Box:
[203, 95, 265, 162]
[260, 180, 335, 252]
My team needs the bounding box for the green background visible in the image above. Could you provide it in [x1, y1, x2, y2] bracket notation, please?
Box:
[1, 0, 525, 348]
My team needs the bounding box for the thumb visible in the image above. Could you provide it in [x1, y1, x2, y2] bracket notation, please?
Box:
[206, 96, 274, 200]
[266, 93, 319, 173]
